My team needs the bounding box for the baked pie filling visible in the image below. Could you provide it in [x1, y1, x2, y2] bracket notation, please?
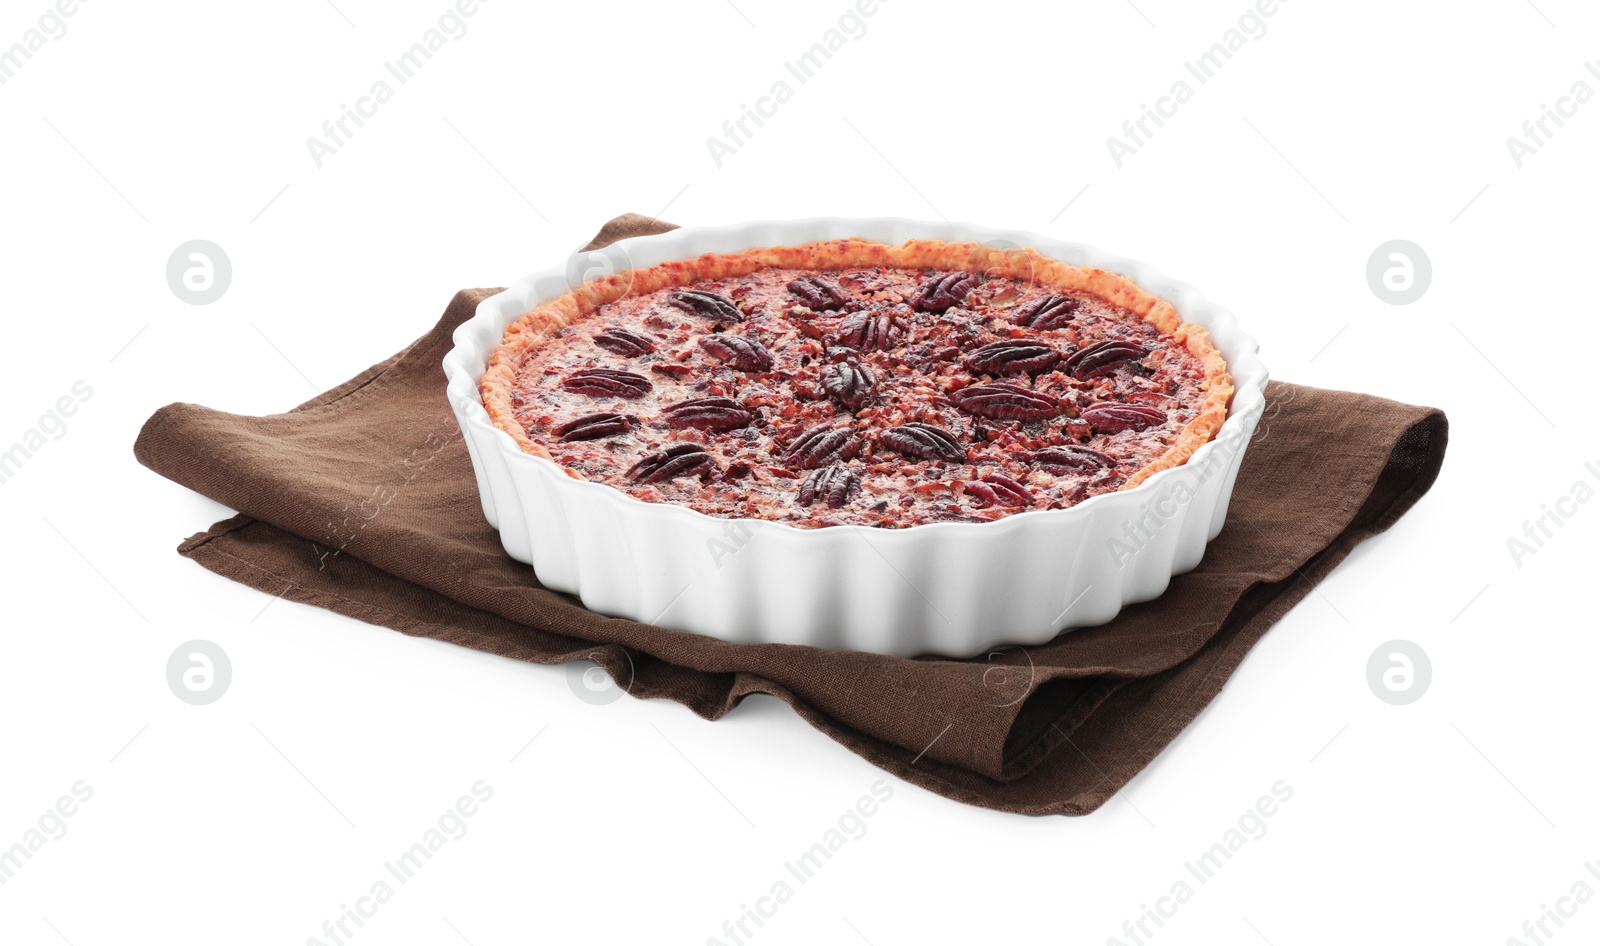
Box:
[481, 240, 1231, 529]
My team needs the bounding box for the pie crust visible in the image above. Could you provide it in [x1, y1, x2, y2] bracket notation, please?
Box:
[480, 239, 1232, 528]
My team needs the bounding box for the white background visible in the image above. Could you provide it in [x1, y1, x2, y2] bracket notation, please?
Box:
[1, 0, 1594, 943]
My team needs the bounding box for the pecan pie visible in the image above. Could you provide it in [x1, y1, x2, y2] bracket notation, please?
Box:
[480, 239, 1232, 529]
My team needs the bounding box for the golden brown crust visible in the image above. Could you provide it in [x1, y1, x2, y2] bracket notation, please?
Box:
[481, 239, 1233, 497]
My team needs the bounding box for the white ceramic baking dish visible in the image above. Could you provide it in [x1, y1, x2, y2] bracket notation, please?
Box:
[443, 219, 1268, 658]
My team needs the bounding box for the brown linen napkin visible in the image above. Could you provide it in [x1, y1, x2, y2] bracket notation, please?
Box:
[133, 214, 1448, 815]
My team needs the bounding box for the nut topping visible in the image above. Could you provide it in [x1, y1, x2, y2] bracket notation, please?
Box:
[626, 443, 715, 484]
[502, 257, 1216, 528]
[833, 308, 908, 351]
[667, 290, 744, 323]
[1081, 403, 1165, 433]
[966, 473, 1034, 507]
[661, 396, 754, 432]
[964, 339, 1062, 377]
[1062, 340, 1147, 380]
[787, 275, 847, 311]
[1012, 294, 1079, 330]
[914, 272, 979, 313]
[949, 381, 1059, 422]
[592, 328, 656, 357]
[554, 412, 632, 442]
[698, 333, 775, 372]
[1032, 445, 1115, 475]
[784, 424, 863, 469]
[560, 368, 652, 399]
[822, 358, 876, 412]
[878, 422, 966, 463]
[797, 464, 861, 509]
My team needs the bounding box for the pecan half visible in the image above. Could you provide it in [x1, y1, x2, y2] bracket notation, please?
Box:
[787, 275, 847, 311]
[560, 368, 652, 399]
[878, 422, 966, 463]
[554, 412, 632, 442]
[833, 308, 908, 351]
[949, 381, 1059, 422]
[964, 339, 1062, 377]
[797, 464, 861, 509]
[698, 333, 774, 372]
[592, 328, 656, 357]
[784, 424, 863, 469]
[822, 358, 876, 412]
[1062, 340, 1147, 380]
[1012, 294, 1079, 330]
[661, 396, 753, 432]
[626, 443, 714, 484]
[667, 290, 744, 323]
[1032, 444, 1115, 475]
[1081, 403, 1165, 433]
[966, 473, 1034, 507]
[915, 272, 979, 313]
[650, 362, 695, 379]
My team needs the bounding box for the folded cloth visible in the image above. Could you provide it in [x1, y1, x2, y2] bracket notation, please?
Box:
[133, 214, 1447, 815]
